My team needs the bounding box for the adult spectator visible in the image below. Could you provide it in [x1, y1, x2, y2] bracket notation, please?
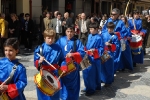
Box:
[23, 13, 34, 51]
[8, 13, 20, 38]
[42, 12, 51, 32]
[62, 12, 73, 35]
[78, 13, 90, 45]
[19, 13, 25, 44]
[0, 13, 6, 55]
[50, 12, 63, 41]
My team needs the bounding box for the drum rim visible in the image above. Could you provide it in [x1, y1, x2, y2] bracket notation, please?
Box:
[34, 73, 61, 96]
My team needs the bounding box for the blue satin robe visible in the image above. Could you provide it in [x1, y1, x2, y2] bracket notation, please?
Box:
[0, 58, 27, 100]
[102, 18, 128, 72]
[83, 33, 103, 94]
[34, 43, 64, 100]
[119, 26, 133, 70]
[101, 32, 119, 84]
[56, 36, 85, 100]
[128, 18, 147, 63]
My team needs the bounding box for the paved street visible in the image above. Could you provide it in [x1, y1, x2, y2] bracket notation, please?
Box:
[1, 46, 150, 100]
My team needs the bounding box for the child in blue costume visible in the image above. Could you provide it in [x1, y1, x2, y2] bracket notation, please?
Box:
[34, 29, 65, 100]
[56, 26, 85, 100]
[128, 10, 147, 67]
[0, 38, 27, 100]
[101, 22, 120, 86]
[82, 23, 103, 96]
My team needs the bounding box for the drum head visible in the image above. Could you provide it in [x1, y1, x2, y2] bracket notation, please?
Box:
[131, 35, 142, 42]
[42, 70, 59, 90]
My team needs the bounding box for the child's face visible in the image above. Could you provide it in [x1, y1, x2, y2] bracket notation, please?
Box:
[107, 28, 114, 33]
[44, 36, 54, 45]
[89, 28, 98, 34]
[4, 46, 18, 60]
[66, 28, 74, 40]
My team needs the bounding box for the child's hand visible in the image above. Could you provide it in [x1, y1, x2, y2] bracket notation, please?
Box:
[105, 42, 111, 46]
[39, 56, 45, 63]
[0, 85, 8, 92]
[66, 53, 72, 58]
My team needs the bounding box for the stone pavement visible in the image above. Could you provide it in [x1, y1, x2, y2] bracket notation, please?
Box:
[1, 47, 150, 100]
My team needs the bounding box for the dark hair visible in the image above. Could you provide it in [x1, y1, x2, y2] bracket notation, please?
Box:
[4, 38, 19, 50]
[65, 25, 75, 31]
[133, 10, 139, 14]
[57, 12, 61, 16]
[25, 13, 30, 17]
[89, 22, 99, 29]
[19, 13, 24, 17]
[107, 22, 115, 29]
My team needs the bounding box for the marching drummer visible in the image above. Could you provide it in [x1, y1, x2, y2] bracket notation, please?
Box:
[34, 29, 65, 100]
[56, 25, 85, 100]
[101, 22, 120, 86]
[128, 10, 147, 67]
[102, 8, 128, 73]
[82, 22, 103, 96]
[0, 38, 27, 100]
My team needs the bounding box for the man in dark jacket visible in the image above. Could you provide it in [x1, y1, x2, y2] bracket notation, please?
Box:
[23, 13, 34, 51]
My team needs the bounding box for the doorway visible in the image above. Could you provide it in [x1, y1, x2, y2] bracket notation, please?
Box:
[65, 0, 75, 14]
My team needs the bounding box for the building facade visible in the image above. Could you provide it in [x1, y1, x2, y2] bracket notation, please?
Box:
[0, 0, 150, 24]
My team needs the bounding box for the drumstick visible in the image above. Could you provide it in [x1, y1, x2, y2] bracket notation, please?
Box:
[58, 71, 65, 80]
[36, 53, 57, 70]
[0, 77, 10, 86]
[65, 49, 72, 58]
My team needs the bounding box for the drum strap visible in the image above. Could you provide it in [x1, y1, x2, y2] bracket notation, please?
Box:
[38, 45, 43, 71]
[132, 19, 136, 30]
[5, 62, 20, 85]
[73, 38, 77, 52]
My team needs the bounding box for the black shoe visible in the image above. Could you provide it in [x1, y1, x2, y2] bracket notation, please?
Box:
[133, 63, 136, 67]
[85, 92, 95, 96]
[81, 89, 86, 93]
[104, 84, 111, 87]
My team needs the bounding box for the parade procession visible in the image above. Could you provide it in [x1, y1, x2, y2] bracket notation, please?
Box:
[0, 0, 150, 100]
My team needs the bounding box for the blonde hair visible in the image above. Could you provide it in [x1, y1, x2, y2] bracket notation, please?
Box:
[43, 29, 56, 38]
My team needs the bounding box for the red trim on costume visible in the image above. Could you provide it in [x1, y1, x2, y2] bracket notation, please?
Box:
[131, 30, 140, 35]
[7, 84, 19, 99]
[35, 60, 39, 69]
[139, 32, 145, 37]
[115, 32, 121, 40]
[42, 64, 59, 71]
[84, 47, 87, 51]
[72, 52, 83, 64]
[60, 66, 68, 72]
[87, 50, 93, 56]
[110, 44, 116, 52]
[66, 57, 72, 63]
[130, 40, 143, 48]
[104, 44, 116, 52]
[93, 49, 100, 59]
[35, 59, 59, 71]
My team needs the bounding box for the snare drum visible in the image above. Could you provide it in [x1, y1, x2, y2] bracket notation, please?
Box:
[58, 57, 76, 77]
[101, 51, 111, 63]
[0, 93, 9, 100]
[34, 70, 61, 96]
[80, 54, 91, 70]
[130, 35, 143, 55]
